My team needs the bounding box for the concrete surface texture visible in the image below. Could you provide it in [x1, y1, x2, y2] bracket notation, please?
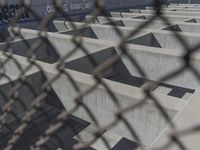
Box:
[1, 3, 200, 150]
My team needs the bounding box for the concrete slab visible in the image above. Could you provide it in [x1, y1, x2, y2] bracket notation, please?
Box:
[65, 47, 195, 99]
[145, 7, 200, 12]
[0, 28, 193, 148]
[130, 9, 200, 17]
[2, 44, 185, 147]
[48, 68, 182, 146]
[117, 43, 200, 89]
[110, 12, 193, 22]
[162, 23, 200, 33]
[128, 30, 200, 51]
[84, 16, 170, 29]
[15, 28, 112, 60]
[15, 27, 200, 90]
[60, 23, 148, 43]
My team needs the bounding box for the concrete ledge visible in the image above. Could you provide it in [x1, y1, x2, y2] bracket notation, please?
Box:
[110, 12, 198, 22]
[130, 9, 200, 16]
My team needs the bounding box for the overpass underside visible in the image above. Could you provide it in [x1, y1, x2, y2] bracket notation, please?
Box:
[0, 3, 200, 150]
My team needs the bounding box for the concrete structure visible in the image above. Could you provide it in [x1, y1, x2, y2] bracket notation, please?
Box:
[169, 0, 200, 4]
[0, 0, 172, 43]
[1, 3, 200, 150]
[0, 0, 150, 41]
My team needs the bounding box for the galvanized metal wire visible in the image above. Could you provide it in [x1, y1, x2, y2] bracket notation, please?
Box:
[0, 0, 199, 149]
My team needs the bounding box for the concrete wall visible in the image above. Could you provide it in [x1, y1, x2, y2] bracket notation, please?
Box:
[65, 47, 115, 77]
[62, 27, 98, 39]
[110, 12, 192, 22]
[131, 9, 200, 16]
[16, 28, 112, 59]
[8, 27, 185, 146]
[132, 14, 193, 23]
[128, 30, 200, 50]
[65, 46, 133, 78]
[17, 28, 200, 90]
[0, 38, 183, 147]
[189, 18, 200, 23]
[116, 44, 200, 89]
[18, 23, 148, 44]
[146, 6, 200, 12]
[47, 32, 112, 59]
[128, 33, 162, 48]
[84, 16, 168, 29]
[169, 0, 200, 4]
[53, 20, 70, 32]
[60, 23, 148, 42]
[90, 25, 137, 42]
[53, 21, 89, 32]
[48, 70, 181, 146]
[163, 23, 200, 33]
[85, 16, 122, 24]
[0, 52, 39, 78]
[0, 26, 190, 147]
[152, 31, 200, 50]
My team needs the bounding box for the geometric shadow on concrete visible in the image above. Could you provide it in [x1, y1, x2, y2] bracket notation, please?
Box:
[65, 47, 195, 99]
[61, 27, 98, 39]
[0, 71, 91, 150]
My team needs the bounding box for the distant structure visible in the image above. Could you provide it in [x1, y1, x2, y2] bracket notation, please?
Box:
[0, 0, 172, 27]
[0, 0, 149, 41]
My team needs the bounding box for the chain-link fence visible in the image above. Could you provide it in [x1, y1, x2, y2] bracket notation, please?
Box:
[0, 0, 200, 149]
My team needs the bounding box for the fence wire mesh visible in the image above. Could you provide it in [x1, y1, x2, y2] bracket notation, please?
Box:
[0, 0, 199, 149]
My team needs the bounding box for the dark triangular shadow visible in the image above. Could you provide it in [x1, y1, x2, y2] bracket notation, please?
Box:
[132, 15, 146, 19]
[185, 18, 197, 23]
[61, 27, 98, 39]
[163, 24, 182, 32]
[151, 34, 162, 48]
[65, 47, 146, 87]
[65, 47, 130, 77]
[0, 37, 60, 64]
[104, 20, 125, 26]
[128, 33, 162, 48]
[111, 138, 138, 150]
